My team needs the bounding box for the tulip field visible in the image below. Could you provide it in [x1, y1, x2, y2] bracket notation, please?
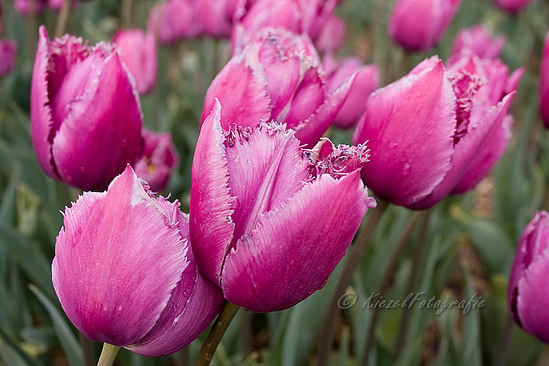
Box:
[1, 0, 549, 365]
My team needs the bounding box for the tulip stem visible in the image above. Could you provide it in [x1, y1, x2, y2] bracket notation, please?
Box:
[194, 301, 240, 366]
[316, 200, 389, 366]
[493, 316, 514, 366]
[394, 209, 432, 361]
[55, 0, 72, 38]
[361, 210, 423, 366]
[121, 0, 133, 28]
[96, 343, 120, 366]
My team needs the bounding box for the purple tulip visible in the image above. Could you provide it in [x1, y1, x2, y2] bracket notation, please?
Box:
[450, 25, 505, 60]
[324, 55, 379, 129]
[541, 30, 549, 128]
[113, 29, 157, 95]
[388, 0, 461, 52]
[52, 165, 223, 356]
[0, 39, 17, 77]
[134, 129, 178, 192]
[508, 211, 549, 343]
[189, 101, 375, 312]
[353, 54, 521, 210]
[202, 28, 353, 147]
[31, 26, 143, 191]
[494, 0, 534, 13]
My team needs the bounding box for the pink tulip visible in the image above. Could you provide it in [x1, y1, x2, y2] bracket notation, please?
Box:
[14, 0, 47, 15]
[52, 165, 223, 356]
[113, 29, 157, 95]
[0, 39, 17, 77]
[541, 30, 549, 128]
[134, 129, 178, 192]
[314, 15, 345, 53]
[202, 28, 353, 147]
[388, 0, 461, 52]
[353, 53, 522, 210]
[189, 101, 375, 312]
[324, 55, 379, 129]
[508, 211, 549, 343]
[31, 26, 143, 191]
[450, 25, 505, 60]
[494, 0, 534, 13]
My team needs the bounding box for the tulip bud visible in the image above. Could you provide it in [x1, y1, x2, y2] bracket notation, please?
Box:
[113, 29, 157, 95]
[388, 0, 461, 52]
[31, 26, 143, 191]
[202, 28, 353, 147]
[190, 101, 375, 312]
[134, 129, 179, 192]
[353, 54, 521, 210]
[508, 211, 549, 343]
[52, 165, 223, 356]
[324, 55, 379, 129]
[0, 39, 17, 77]
[450, 25, 505, 60]
[494, 0, 534, 13]
[14, 0, 47, 15]
[541, 30, 549, 128]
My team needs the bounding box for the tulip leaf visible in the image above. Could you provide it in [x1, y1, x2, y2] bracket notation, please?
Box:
[0, 326, 41, 366]
[29, 284, 84, 366]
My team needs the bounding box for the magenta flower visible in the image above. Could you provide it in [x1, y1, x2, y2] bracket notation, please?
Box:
[113, 29, 157, 95]
[324, 55, 379, 129]
[314, 15, 345, 53]
[353, 54, 522, 210]
[14, 0, 47, 15]
[52, 165, 223, 356]
[450, 25, 505, 60]
[388, 0, 461, 52]
[134, 129, 179, 192]
[508, 211, 549, 343]
[202, 28, 353, 147]
[0, 39, 16, 77]
[31, 26, 143, 191]
[494, 0, 534, 13]
[189, 101, 375, 312]
[541, 30, 549, 128]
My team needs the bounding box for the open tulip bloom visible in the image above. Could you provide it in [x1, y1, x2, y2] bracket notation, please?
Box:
[31, 26, 143, 191]
[353, 53, 522, 210]
[52, 165, 223, 357]
[190, 101, 376, 313]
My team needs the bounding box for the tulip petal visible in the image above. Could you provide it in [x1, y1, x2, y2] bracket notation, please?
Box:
[201, 56, 271, 130]
[221, 170, 373, 312]
[51, 52, 143, 191]
[283, 67, 326, 129]
[52, 167, 186, 346]
[224, 122, 310, 249]
[190, 101, 235, 285]
[31, 26, 58, 180]
[353, 60, 456, 207]
[129, 213, 224, 357]
[295, 73, 355, 147]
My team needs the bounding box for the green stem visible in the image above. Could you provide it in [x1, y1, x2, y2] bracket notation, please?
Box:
[494, 316, 514, 366]
[361, 211, 423, 366]
[194, 301, 240, 366]
[394, 209, 432, 361]
[121, 0, 133, 28]
[97, 343, 120, 366]
[54, 0, 72, 38]
[316, 200, 390, 366]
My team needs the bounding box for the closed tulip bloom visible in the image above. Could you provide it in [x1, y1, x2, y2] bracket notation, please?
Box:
[31, 26, 143, 191]
[190, 101, 375, 312]
[450, 25, 505, 60]
[494, 0, 534, 13]
[202, 28, 353, 147]
[541, 30, 549, 128]
[113, 29, 157, 95]
[324, 55, 379, 129]
[314, 15, 345, 53]
[134, 129, 178, 192]
[353, 54, 521, 210]
[14, 0, 47, 15]
[388, 0, 461, 52]
[0, 39, 17, 77]
[508, 211, 549, 343]
[52, 165, 223, 356]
